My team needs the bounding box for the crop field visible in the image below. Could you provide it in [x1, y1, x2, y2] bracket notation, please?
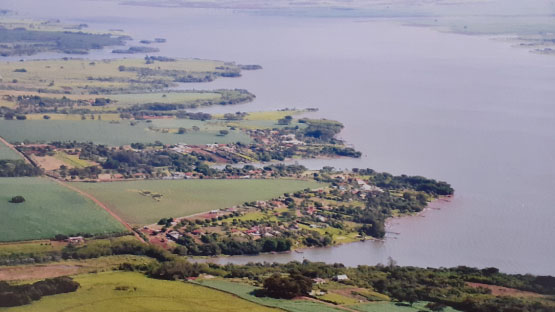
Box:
[0, 272, 280, 312]
[0, 178, 126, 242]
[73, 179, 323, 225]
[0, 58, 237, 93]
[0, 254, 154, 282]
[109, 91, 221, 106]
[349, 302, 460, 312]
[0, 139, 21, 160]
[196, 279, 347, 312]
[24, 114, 122, 121]
[53, 151, 95, 168]
[0, 119, 251, 146]
[244, 110, 306, 121]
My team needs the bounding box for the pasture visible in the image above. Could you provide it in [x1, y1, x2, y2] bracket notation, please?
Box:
[73, 179, 323, 225]
[0, 119, 251, 145]
[196, 279, 346, 312]
[0, 178, 126, 242]
[0, 272, 280, 312]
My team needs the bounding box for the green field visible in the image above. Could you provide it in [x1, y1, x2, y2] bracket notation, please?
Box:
[0, 58, 236, 94]
[0, 120, 251, 146]
[196, 279, 346, 312]
[0, 139, 21, 160]
[109, 92, 221, 106]
[73, 179, 323, 225]
[349, 302, 460, 312]
[0, 178, 126, 242]
[0, 272, 280, 312]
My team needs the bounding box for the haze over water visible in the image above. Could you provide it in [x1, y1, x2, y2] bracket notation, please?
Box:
[5, 0, 555, 275]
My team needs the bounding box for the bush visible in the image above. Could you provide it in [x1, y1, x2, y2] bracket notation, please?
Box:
[9, 195, 25, 203]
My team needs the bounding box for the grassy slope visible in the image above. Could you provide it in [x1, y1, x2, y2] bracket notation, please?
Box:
[0, 272, 281, 312]
[196, 279, 346, 312]
[73, 179, 323, 225]
[0, 139, 21, 160]
[0, 119, 251, 145]
[0, 178, 126, 242]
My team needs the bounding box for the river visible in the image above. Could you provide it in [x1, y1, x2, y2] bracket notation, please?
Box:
[3, 0, 555, 275]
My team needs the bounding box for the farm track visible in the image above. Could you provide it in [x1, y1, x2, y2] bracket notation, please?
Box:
[0, 135, 31, 164]
[0, 135, 144, 243]
[50, 177, 146, 243]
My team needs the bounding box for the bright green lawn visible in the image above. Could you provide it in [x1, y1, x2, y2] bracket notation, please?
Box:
[0, 272, 280, 312]
[0, 119, 251, 146]
[73, 179, 323, 225]
[196, 279, 347, 312]
[0, 178, 126, 242]
[0, 139, 21, 160]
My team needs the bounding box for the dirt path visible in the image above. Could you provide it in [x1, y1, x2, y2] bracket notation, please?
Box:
[467, 282, 545, 298]
[1, 135, 144, 243]
[49, 177, 145, 243]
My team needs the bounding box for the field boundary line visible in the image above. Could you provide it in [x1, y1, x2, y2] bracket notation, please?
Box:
[48, 177, 145, 243]
[0, 136, 31, 164]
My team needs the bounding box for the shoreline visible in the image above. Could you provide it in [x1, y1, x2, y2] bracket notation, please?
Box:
[188, 195, 453, 263]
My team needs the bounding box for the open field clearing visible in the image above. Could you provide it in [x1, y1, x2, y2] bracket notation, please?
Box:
[24, 113, 121, 121]
[0, 58, 239, 93]
[0, 120, 251, 145]
[0, 178, 127, 242]
[348, 302, 460, 312]
[196, 279, 346, 312]
[244, 110, 306, 121]
[73, 179, 323, 225]
[0, 138, 21, 160]
[0, 255, 154, 282]
[0, 272, 281, 312]
[0, 90, 235, 112]
[109, 91, 221, 106]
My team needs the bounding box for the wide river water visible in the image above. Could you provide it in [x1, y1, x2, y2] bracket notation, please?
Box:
[4, 0, 555, 275]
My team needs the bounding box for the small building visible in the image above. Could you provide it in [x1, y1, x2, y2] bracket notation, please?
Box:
[334, 274, 349, 281]
[166, 231, 182, 241]
[67, 236, 84, 244]
[313, 278, 327, 284]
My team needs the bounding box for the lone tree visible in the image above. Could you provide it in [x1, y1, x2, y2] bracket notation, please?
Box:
[9, 196, 25, 203]
[263, 273, 313, 299]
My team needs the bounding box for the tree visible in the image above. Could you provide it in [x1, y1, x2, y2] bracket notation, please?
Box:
[263, 273, 313, 299]
[9, 196, 25, 203]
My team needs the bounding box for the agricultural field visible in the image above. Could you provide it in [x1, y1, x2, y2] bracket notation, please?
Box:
[0, 119, 251, 145]
[0, 254, 154, 281]
[0, 177, 127, 242]
[0, 272, 281, 312]
[73, 179, 323, 225]
[0, 139, 21, 160]
[0, 20, 127, 56]
[108, 91, 221, 106]
[348, 302, 460, 312]
[0, 58, 240, 94]
[196, 279, 347, 312]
